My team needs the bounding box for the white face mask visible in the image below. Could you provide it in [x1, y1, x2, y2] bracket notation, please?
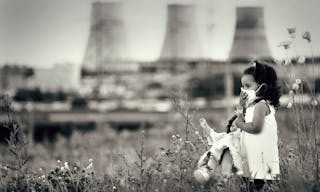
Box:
[240, 84, 266, 105]
[241, 88, 256, 104]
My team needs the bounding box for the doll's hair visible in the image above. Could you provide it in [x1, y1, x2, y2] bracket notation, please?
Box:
[243, 60, 281, 108]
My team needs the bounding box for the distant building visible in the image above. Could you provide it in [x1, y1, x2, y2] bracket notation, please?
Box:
[0, 65, 33, 93]
[28, 63, 80, 91]
[82, 1, 130, 73]
[160, 4, 202, 61]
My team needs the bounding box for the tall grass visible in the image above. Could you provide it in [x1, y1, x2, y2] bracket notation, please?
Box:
[277, 29, 319, 191]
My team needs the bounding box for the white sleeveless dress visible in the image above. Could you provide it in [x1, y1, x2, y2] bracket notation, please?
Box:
[240, 100, 280, 180]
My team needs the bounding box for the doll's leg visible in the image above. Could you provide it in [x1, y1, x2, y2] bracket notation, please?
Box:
[220, 149, 233, 177]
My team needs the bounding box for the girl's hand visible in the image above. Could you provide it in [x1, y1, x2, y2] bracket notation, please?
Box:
[230, 125, 238, 132]
[235, 114, 245, 128]
[239, 91, 248, 108]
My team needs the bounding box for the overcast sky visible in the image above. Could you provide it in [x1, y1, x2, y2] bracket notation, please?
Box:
[0, 0, 320, 67]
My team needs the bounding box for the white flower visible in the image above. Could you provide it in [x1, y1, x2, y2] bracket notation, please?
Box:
[311, 100, 318, 106]
[278, 41, 292, 50]
[172, 135, 176, 139]
[292, 83, 299, 90]
[297, 56, 306, 64]
[39, 168, 43, 172]
[274, 59, 284, 65]
[287, 27, 296, 35]
[295, 79, 301, 84]
[302, 32, 311, 42]
[89, 158, 93, 163]
[86, 163, 93, 170]
[284, 58, 291, 66]
[163, 179, 167, 183]
[41, 175, 45, 179]
[61, 167, 65, 171]
[178, 138, 183, 142]
[195, 131, 199, 135]
[64, 162, 69, 169]
[289, 90, 294, 96]
[287, 102, 293, 109]
[74, 167, 78, 171]
[57, 160, 61, 164]
[112, 186, 117, 190]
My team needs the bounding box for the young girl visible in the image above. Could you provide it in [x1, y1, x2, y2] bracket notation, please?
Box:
[235, 61, 281, 191]
[194, 61, 281, 190]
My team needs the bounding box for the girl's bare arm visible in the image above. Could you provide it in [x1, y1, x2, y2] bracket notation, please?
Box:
[235, 102, 269, 134]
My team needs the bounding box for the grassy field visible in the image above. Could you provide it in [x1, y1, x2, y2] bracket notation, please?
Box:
[0, 104, 319, 191]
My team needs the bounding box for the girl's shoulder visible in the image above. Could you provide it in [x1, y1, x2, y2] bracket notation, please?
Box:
[254, 100, 272, 115]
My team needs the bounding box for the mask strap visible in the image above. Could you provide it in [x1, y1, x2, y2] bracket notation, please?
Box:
[255, 83, 267, 93]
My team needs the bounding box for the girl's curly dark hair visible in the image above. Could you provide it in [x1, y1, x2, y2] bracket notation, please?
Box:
[243, 60, 281, 108]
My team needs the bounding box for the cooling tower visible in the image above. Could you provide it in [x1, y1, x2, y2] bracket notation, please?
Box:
[82, 1, 127, 71]
[160, 4, 202, 60]
[229, 6, 271, 62]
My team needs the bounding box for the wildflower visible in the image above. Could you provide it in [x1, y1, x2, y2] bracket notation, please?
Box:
[172, 135, 176, 139]
[61, 167, 65, 171]
[195, 131, 199, 135]
[278, 41, 292, 50]
[292, 83, 299, 90]
[39, 168, 43, 172]
[57, 160, 61, 164]
[74, 167, 78, 171]
[161, 151, 166, 155]
[41, 175, 45, 179]
[58, 177, 62, 180]
[178, 138, 183, 142]
[302, 31, 311, 42]
[112, 186, 117, 190]
[64, 162, 69, 169]
[86, 163, 93, 170]
[311, 99, 318, 106]
[89, 158, 93, 163]
[284, 58, 291, 66]
[163, 179, 167, 183]
[287, 102, 293, 109]
[289, 90, 294, 96]
[287, 27, 296, 38]
[287, 27, 296, 35]
[297, 56, 306, 64]
[274, 59, 284, 65]
[295, 79, 301, 84]
[155, 189, 159, 192]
